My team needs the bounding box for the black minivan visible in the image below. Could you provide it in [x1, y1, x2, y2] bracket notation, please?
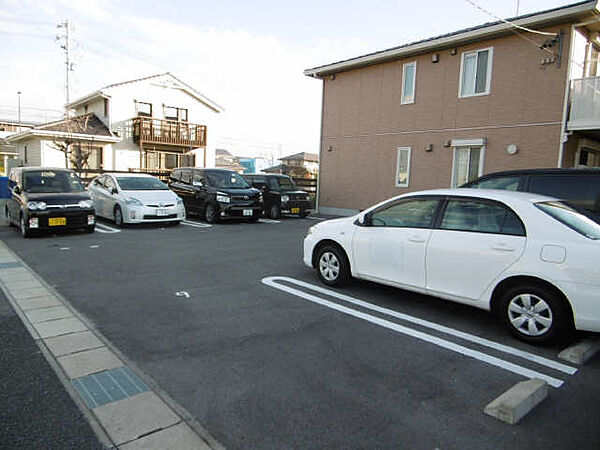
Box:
[6, 167, 96, 238]
[461, 168, 600, 222]
[243, 174, 313, 219]
[169, 168, 263, 223]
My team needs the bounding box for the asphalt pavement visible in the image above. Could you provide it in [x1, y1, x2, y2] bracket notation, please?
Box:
[1, 215, 599, 449]
[0, 289, 105, 450]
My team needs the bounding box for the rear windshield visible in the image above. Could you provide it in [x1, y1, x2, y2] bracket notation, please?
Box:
[535, 201, 600, 240]
[116, 177, 169, 191]
[528, 175, 600, 213]
[23, 170, 85, 193]
[205, 171, 249, 189]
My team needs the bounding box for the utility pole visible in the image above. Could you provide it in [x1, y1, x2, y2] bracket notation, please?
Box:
[57, 19, 73, 117]
[17, 91, 22, 132]
[516, 0, 520, 16]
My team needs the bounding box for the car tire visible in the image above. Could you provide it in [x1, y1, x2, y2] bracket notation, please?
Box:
[268, 204, 281, 220]
[20, 214, 31, 238]
[169, 221, 181, 226]
[85, 225, 95, 233]
[114, 206, 124, 228]
[499, 283, 573, 344]
[204, 203, 218, 223]
[300, 210, 310, 218]
[316, 245, 350, 287]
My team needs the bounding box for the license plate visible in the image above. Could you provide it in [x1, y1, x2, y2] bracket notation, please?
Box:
[157, 208, 167, 216]
[243, 209, 253, 216]
[291, 208, 300, 214]
[48, 217, 66, 226]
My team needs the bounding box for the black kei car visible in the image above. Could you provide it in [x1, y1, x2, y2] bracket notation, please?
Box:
[6, 167, 95, 238]
[243, 174, 313, 219]
[461, 167, 600, 222]
[168, 168, 263, 223]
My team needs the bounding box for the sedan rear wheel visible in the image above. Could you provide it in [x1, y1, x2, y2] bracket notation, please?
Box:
[114, 206, 124, 228]
[316, 245, 350, 286]
[500, 284, 572, 344]
[204, 203, 218, 223]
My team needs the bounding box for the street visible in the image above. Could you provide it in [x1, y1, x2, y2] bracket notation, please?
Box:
[1, 217, 599, 449]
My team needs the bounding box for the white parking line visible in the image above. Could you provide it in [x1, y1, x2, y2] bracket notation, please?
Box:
[181, 220, 212, 228]
[258, 218, 280, 224]
[95, 223, 121, 233]
[305, 216, 328, 221]
[262, 276, 568, 388]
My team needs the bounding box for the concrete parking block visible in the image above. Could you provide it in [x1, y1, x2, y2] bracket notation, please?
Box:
[44, 331, 104, 357]
[558, 338, 600, 365]
[25, 306, 73, 324]
[15, 295, 62, 311]
[120, 422, 210, 450]
[32, 316, 88, 339]
[57, 347, 122, 379]
[484, 379, 548, 425]
[10, 287, 50, 300]
[3, 279, 44, 290]
[93, 392, 180, 445]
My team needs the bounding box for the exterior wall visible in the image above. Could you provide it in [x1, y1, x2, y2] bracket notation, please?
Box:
[74, 99, 107, 128]
[318, 25, 572, 211]
[17, 139, 42, 166]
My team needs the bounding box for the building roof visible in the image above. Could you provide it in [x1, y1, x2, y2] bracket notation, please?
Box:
[6, 113, 120, 144]
[67, 72, 224, 113]
[0, 118, 39, 128]
[279, 152, 319, 163]
[304, 0, 598, 77]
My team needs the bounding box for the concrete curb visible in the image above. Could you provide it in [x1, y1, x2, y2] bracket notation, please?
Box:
[558, 338, 600, 365]
[483, 379, 548, 425]
[0, 240, 221, 449]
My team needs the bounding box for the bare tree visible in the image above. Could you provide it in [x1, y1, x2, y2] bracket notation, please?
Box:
[51, 114, 97, 177]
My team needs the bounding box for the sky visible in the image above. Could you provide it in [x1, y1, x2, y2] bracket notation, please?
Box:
[0, 0, 580, 158]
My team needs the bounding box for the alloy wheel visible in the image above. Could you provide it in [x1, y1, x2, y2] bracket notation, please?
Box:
[319, 251, 340, 282]
[507, 293, 553, 337]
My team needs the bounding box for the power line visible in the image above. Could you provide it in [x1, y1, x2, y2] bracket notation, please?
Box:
[463, 0, 557, 36]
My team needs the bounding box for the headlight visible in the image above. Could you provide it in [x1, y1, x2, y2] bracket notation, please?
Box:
[307, 226, 315, 235]
[281, 195, 289, 203]
[259, 193, 263, 202]
[78, 200, 94, 209]
[216, 192, 230, 203]
[27, 201, 46, 211]
[305, 195, 311, 201]
[125, 197, 143, 206]
[176, 197, 183, 205]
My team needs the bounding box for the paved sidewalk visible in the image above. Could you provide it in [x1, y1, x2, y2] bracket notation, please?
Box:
[0, 289, 106, 449]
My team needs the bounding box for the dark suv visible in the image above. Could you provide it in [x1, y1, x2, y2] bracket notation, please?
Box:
[169, 168, 263, 223]
[6, 167, 95, 237]
[461, 168, 600, 221]
[243, 174, 313, 219]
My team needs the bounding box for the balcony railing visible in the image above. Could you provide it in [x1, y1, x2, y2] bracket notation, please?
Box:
[132, 117, 206, 147]
[568, 76, 600, 130]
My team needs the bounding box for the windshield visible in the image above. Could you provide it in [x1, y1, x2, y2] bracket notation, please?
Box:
[536, 201, 600, 240]
[206, 171, 249, 189]
[274, 176, 296, 190]
[23, 170, 85, 193]
[116, 177, 169, 191]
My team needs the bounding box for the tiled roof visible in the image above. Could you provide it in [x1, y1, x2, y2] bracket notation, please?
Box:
[35, 113, 113, 137]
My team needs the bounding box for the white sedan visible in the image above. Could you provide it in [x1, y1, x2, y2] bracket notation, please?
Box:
[304, 189, 600, 344]
[88, 173, 185, 226]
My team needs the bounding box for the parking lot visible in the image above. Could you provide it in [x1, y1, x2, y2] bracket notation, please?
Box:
[1, 216, 599, 449]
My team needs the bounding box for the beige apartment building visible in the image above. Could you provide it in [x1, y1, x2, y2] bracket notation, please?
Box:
[305, 1, 600, 214]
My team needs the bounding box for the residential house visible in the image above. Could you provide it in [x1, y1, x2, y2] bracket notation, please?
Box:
[0, 119, 36, 175]
[66, 72, 223, 172]
[304, 0, 600, 214]
[5, 114, 119, 174]
[215, 149, 245, 172]
[264, 152, 319, 178]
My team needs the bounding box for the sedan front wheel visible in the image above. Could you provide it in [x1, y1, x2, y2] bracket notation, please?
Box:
[316, 245, 350, 287]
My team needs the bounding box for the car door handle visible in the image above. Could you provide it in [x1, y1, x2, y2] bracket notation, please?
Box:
[491, 244, 515, 252]
[407, 236, 426, 243]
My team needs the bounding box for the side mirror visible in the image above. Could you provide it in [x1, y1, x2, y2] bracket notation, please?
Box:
[13, 185, 21, 195]
[362, 213, 373, 227]
[111, 187, 118, 195]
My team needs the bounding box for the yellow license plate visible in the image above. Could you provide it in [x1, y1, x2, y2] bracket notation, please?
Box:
[291, 208, 300, 214]
[48, 217, 66, 226]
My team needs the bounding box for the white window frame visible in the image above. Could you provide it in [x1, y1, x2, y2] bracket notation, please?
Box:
[395, 146, 411, 188]
[458, 47, 493, 98]
[450, 144, 485, 188]
[401, 61, 417, 105]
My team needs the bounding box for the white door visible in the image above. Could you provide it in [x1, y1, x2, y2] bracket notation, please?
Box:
[352, 197, 441, 288]
[88, 176, 106, 218]
[426, 198, 526, 301]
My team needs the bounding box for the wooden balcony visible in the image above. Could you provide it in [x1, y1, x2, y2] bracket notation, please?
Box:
[132, 117, 206, 147]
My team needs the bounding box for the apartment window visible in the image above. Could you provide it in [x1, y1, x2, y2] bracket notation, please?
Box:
[401, 62, 416, 105]
[459, 47, 493, 97]
[103, 98, 109, 117]
[395, 147, 411, 187]
[164, 106, 188, 122]
[137, 101, 152, 117]
[452, 146, 484, 187]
